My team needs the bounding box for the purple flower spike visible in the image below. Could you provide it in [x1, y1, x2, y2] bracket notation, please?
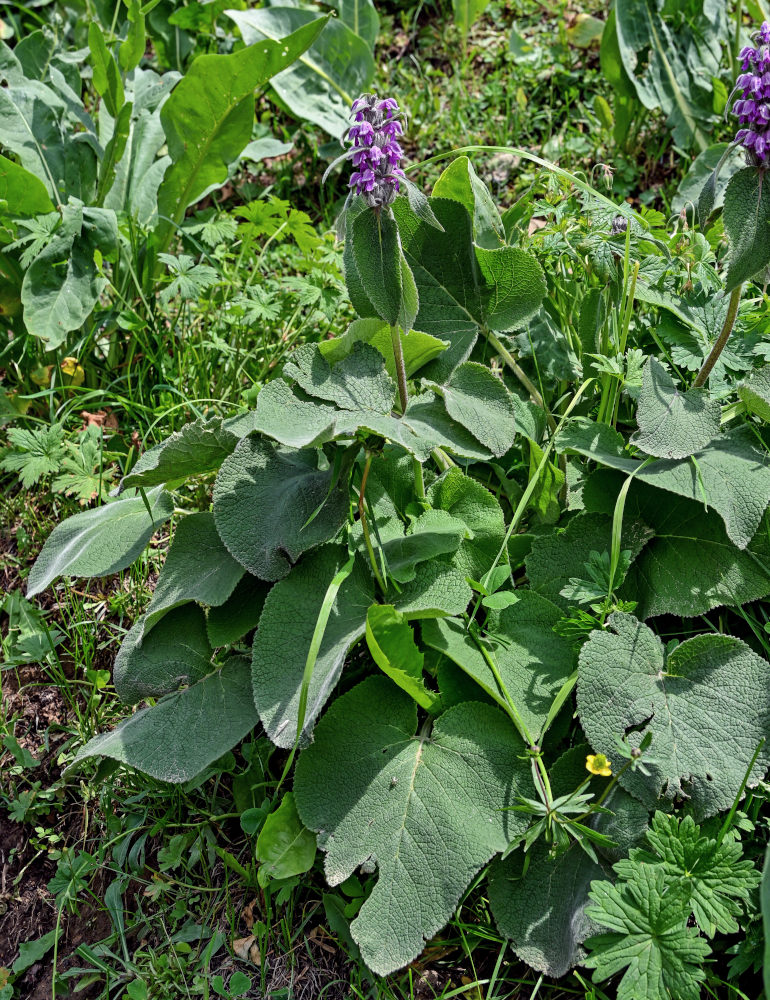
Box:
[732, 22, 770, 165]
[345, 93, 405, 208]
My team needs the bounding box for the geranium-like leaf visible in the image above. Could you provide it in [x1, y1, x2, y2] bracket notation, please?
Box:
[294, 675, 530, 976]
[213, 436, 349, 581]
[428, 362, 516, 458]
[422, 592, 575, 742]
[118, 416, 242, 493]
[722, 166, 770, 292]
[578, 612, 770, 819]
[632, 357, 720, 459]
[27, 487, 173, 597]
[614, 812, 760, 937]
[489, 843, 605, 977]
[252, 546, 373, 747]
[558, 417, 770, 548]
[114, 604, 212, 705]
[584, 866, 710, 1000]
[142, 512, 244, 634]
[68, 656, 258, 783]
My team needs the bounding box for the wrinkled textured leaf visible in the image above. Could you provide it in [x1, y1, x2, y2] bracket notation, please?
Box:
[318, 318, 448, 379]
[365, 605, 438, 710]
[427, 468, 505, 581]
[392, 561, 473, 618]
[143, 512, 244, 633]
[252, 546, 373, 747]
[432, 156, 503, 249]
[422, 592, 575, 742]
[558, 417, 770, 549]
[578, 612, 770, 818]
[429, 362, 516, 457]
[351, 209, 403, 326]
[632, 357, 719, 459]
[27, 488, 173, 597]
[213, 436, 349, 581]
[69, 656, 258, 783]
[722, 166, 770, 292]
[114, 604, 212, 704]
[475, 245, 546, 332]
[119, 416, 241, 493]
[294, 675, 530, 975]
[284, 342, 395, 412]
[206, 573, 269, 648]
[489, 843, 604, 977]
[739, 366, 770, 422]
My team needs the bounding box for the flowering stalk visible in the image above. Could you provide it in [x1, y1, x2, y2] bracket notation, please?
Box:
[734, 23, 770, 164]
[347, 94, 406, 208]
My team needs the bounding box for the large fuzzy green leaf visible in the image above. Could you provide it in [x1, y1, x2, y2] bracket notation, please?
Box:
[739, 367, 770, 422]
[294, 675, 530, 975]
[142, 512, 244, 634]
[228, 7, 373, 138]
[432, 156, 504, 249]
[27, 487, 173, 597]
[68, 657, 258, 783]
[0, 154, 55, 216]
[615, 0, 721, 150]
[392, 561, 473, 618]
[428, 362, 516, 457]
[155, 17, 326, 246]
[427, 468, 506, 581]
[578, 613, 770, 819]
[722, 167, 770, 292]
[206, 573, 269, 648]
[558, 418, 770, 549]
[351, 210, 403, 326]
[283, 342, 395, 413]
[119, 416, 243, 493]
[114, 603, 212, 705]
[213, 436, 349, 581]
[318, 319, 449, 379]
[0, 79, 97, 201]
[252, 546, 373, 747]
[393, 196, 481, 340]
[326, 0, 379, 48]
[581, 474, 770, 619]
[422, 592, 575, 742]
[475, 245, 547, 332]
[21, 205, 118, 349]
[632, 357, 719, 459]
[489, 843, 604, 977]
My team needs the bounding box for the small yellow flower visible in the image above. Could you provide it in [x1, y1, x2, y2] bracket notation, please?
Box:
[586, 753, 612, 777]
[61, 357, 85, 387]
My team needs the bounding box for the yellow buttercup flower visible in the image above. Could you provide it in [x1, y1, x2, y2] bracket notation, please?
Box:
[61, 357, 85, 387]
[586, 753, 612, 777]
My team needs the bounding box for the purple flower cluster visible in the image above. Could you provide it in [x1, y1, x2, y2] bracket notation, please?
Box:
[734, 22, 770, 164]
[346, 94, 405, 208]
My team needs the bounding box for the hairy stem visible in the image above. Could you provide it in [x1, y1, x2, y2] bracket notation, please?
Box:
[390, 324, 409, 414]
[485, 330, 557, 433]
[693, 284, 742, 388]
[359, 452, 385, 592]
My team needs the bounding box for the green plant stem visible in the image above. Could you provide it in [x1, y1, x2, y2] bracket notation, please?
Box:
[413, 457, 425, 500]
[358, 452, 385, 593]
[390, 324, 409, 414]
[693, 284, 743, 387]
[485, 330, 556, 432]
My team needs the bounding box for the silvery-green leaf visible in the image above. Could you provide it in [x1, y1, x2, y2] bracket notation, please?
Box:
[578, 613, 770, 818]
[213, 436, 349, 582]
[632, 357, 720, 459]
[294, 675, 530, 975]
[27, 487, 173, 597]
[68, 656, 258, 783]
